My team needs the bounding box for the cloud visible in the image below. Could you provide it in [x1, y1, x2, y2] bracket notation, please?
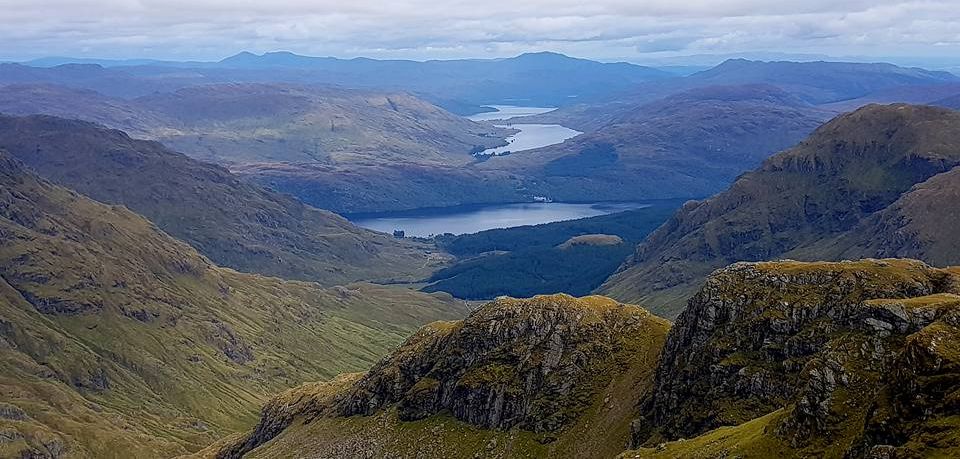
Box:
[0, 0, 958, 62]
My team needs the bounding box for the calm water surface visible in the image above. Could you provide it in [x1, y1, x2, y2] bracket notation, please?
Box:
[349, 202, 651, 237]
[468, 105, 581, 156]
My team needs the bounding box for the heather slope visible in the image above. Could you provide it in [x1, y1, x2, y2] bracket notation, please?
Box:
[0, 114, 446, 285]
[0, 152, 469, 457]
[600, 104, 960, 317]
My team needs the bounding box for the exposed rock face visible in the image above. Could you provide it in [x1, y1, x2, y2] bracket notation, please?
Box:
[632, 259, 960, 457]
[339, 295, 662, 431]
[218, 294, 670, 458]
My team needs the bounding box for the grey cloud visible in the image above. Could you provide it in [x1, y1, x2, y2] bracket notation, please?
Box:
[0, 0, 958, 62]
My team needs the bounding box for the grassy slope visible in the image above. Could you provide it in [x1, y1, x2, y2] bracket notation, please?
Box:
[0, 114, 449, 286]
[0, 153, 469, 457]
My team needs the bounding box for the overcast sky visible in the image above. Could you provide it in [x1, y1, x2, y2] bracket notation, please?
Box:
[2, 0, 959, 66]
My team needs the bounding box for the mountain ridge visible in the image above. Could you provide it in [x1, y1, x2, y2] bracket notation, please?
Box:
[599, 103, 960, 317]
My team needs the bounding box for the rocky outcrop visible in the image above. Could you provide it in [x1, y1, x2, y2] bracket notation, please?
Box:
[632, 259, 960, 457]
[218, 294, 670, 458]
[338, 295, 665, 432]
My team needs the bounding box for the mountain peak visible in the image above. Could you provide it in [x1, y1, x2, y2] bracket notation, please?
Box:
[220, 50, 257, 61]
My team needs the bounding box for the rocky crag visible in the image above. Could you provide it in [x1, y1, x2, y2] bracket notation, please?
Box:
[212, 295, 670, 459]
[630, 259, 960, 458]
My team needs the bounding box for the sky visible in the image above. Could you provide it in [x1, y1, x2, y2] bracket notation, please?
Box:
[2, 0, 959, 67]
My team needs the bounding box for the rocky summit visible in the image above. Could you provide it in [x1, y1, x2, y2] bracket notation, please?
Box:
[212, 294, 671, 459]
[629, 259, 960, 458]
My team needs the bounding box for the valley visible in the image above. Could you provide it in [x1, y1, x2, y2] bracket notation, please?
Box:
[349, 201, 654, 237]
[2, 28, 960, 459]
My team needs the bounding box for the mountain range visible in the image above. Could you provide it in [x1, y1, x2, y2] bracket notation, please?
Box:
[3, 56, 960, 213]
[2, 52, 672, 112]
[3, 49, 960, 458]
[532, 59, 960, 131]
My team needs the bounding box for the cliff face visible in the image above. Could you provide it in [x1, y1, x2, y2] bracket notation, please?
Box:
[216, 295, 671, 459]
[339, 295, 665, 431]
[631, 259, 960, 458]
[600, 104, 960, 318]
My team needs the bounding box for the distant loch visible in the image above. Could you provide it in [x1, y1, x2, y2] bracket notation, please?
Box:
[468, 105, 581, 156]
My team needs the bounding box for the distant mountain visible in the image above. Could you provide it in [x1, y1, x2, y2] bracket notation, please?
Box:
[212, 294, 670, 458]
[820, 82, 960, 112]
[475, 84, 831, 202]
[600, 104, 960, 317]
[0, 83, 507, 165]
[0, 114, 447, 285]
[0, 84, 169, 136]
[0, 62, 210, 98]
[936, 93, 960, 109]
[535, 59, 960, 131]
[0, 152, 468, 457]
[24, 56, 176, 67]
[210, 51, 674, 109]
[6, 51, 673, 112]
[687, 59, 958, 104]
